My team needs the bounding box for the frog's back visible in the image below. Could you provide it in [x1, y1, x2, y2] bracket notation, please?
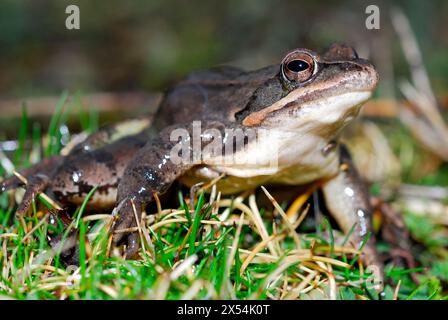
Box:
[153, 65, 279, 129]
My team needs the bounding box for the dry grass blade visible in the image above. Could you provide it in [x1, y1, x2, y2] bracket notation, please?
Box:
[180, 279, 204, 300]
[170, 254, 197, 281]
[284, 255, 351, 268]
[153, 193, 162, 216]
[218, 192, 248, 221]
[284, 270, 318, 300]
[19, 213, 49, 244]
[394, 280, 402, 300]
[293, 204, 310, 230]
[398, 197, 448, 225]
[129, 200, 155, 257]
[346, 121, 401, 182]
[226, 213, 244, 275]
[285, 185, 316, 222]
[154, 273, 171, 300]
[82, 214, 113, 222]
[0, 233, 18, 239]
[261, 186, 301, 248]
[391, 7, 448, 160]
[218, 198, 266, 240]
[0, 150, 14, 175]
[97, 284, 119, 299]
[399, 184, 448, 200]
[391, 8, 436, 105]
[248, 193, 278, 256]
[250, 259, 299, 299]
[240, 234, 284, 276]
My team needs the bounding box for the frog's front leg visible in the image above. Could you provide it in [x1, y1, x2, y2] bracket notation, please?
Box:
[321, 145, 383, 291]
[111, 121, 226, 257]
[1, 156, 63, 192]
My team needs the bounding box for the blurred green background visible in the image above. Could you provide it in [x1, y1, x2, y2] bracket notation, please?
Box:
[0, 0, 446, 100]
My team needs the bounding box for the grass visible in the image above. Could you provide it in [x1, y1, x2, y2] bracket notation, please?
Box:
[0, 93, 447, 300]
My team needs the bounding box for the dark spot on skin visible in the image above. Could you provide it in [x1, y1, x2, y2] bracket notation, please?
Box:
[76, 180, 96, 196]
[54, 182, 116, 201]
[90, 149, 117, 172]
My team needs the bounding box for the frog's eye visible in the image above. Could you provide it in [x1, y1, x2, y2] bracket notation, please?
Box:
[281, 51, 315, 83]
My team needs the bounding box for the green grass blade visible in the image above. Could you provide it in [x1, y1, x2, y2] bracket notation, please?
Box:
[45, 90, 69, 157]
[188, 192, 205, 256]
[75, 186, 98, 229]
[14, 103, 28, 165]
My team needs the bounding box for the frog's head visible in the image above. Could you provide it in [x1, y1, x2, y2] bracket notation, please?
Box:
[237, 43, 378, 135]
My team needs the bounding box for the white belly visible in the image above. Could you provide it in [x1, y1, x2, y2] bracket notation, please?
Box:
[182, 128, 339, 193]
[207, 128, 337, 179]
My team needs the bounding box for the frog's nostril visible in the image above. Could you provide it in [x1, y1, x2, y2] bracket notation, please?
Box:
[365, 68, 379, 90]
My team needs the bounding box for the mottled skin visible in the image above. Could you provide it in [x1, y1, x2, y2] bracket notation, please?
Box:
[1, 43, 384, 288]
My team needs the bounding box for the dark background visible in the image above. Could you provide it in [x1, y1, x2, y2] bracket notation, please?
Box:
[0, 0, 446, 101]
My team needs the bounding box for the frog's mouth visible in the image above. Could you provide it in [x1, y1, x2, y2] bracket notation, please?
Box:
[265, 90, 372, 134]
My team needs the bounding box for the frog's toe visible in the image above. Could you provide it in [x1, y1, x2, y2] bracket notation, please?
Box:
[111, 199, 143, 253]
[16, 174, 51, 216]
[1, 175, 23, 193]
[360, 244, 385, 292]
[111, 217, 131, 245]
[111, 203, 133, 244]
[124, 232, 140, 259]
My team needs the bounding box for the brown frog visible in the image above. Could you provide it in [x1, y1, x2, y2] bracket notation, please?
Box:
[1, 43, 383, 288]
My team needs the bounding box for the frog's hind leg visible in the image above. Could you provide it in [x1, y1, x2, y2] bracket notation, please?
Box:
[321, 145, 384, 291]
[373, 197, 418, 284]
[67, 118, 152, 154]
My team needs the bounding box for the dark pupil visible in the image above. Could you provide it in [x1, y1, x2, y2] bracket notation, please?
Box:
[287, 59, 309, 72]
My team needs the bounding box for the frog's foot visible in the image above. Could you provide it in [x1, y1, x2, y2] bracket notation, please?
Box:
[1, 156, 64, 215]
[111, 198, 143, 259]
[0, 156, 63, 193]
[374, 199, 414, 255]
[372, 198, 418, 284]
[15, 174, 51, 216]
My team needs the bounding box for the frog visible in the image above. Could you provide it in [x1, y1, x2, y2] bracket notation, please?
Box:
[1, 43, 384, 287]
